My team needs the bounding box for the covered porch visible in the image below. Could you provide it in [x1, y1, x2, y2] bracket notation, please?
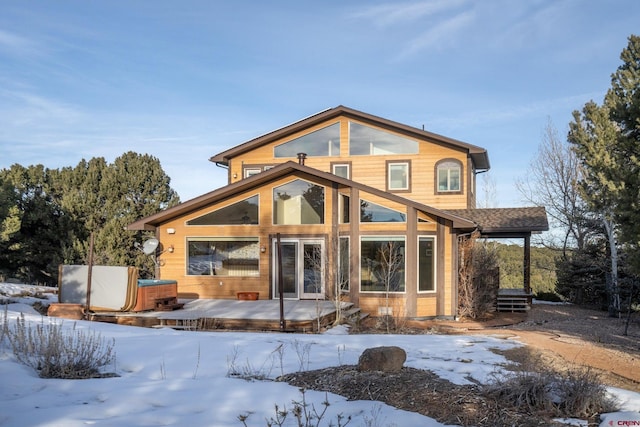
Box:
[448, 207, 549, 312]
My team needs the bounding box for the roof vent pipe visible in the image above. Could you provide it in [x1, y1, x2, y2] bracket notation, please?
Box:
[297, 152, 307, 165]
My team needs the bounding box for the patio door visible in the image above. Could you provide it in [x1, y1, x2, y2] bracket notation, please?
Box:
[272, 238, 324, 299]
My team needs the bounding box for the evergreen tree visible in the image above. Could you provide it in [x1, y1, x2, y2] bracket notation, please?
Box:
[0, 165, 68, 285]
[604, 34, 640, 275]
[94, 152, 180, 278]
[568, 34, 640, 314]
[0, 152, 180, 283]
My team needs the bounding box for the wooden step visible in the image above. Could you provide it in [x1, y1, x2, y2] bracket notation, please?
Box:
[154, 297, 184, 311]
[497, 297, 530, 312]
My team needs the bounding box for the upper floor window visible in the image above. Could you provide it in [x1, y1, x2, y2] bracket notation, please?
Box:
[273, 179, 325, 224]
[387, 161, 410, 191]
[274, 122, 340, 158]
[332, 163, 350, 179]
[187, 195, 259, 225]
[349, 122, 418, 155]
[244, 168, 262, 178]
[436, 160, 462, 193]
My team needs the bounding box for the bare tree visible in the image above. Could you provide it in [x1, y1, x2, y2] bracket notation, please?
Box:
[377, 241, 405, 333]
[303, 234, 350, 330]
[477, 172, 497, 208]
[516, 120, 590, 255]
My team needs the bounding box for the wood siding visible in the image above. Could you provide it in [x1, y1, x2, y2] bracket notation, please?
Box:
[228, 117, 471, 209]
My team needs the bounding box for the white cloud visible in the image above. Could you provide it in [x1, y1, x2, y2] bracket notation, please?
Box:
[352, 0, 468, 28]
[0, 29, 42, 57]
[396, 9, 475, 58]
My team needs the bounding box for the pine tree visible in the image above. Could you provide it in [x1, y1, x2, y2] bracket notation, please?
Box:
[568, 34, 640, 315]
[604, 34, 640, 275]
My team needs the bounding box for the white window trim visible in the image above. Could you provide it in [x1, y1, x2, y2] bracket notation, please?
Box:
[358, 235, 407, 294]
[417, 236, 437, 294]
[387, 161, 409, 191]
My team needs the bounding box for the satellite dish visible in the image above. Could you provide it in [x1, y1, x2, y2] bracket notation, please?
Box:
[142, 238, 159, 255]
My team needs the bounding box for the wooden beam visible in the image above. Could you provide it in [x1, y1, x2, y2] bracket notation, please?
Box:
[523, 233, 531, 294]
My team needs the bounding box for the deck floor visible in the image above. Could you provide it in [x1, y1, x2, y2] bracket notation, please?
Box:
[158, 299, 339, 322]
[90, 299, 343, 332]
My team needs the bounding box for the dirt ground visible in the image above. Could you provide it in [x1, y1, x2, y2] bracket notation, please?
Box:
[280, 305, 640, 426]
[431, 304, 640, 392]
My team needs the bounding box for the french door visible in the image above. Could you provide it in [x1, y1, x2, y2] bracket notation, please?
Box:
[272, 238, 324, 299]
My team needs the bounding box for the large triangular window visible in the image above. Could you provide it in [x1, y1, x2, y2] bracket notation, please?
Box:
[187, 195, 259, 225]
[349, 122, 418, 155]
[360, 199, 406, 222]
[274, 123, 340, 158]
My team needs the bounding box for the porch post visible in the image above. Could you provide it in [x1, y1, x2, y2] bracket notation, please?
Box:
[523, 233, 531, 294]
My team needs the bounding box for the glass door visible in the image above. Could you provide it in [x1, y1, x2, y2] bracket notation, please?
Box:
[273, 239, 324, 299]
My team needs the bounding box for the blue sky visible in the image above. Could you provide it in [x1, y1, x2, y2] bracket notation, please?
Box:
[1, 1, 638, 206]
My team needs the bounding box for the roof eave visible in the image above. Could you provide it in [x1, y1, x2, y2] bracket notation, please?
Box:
[209, 105, 490, 166]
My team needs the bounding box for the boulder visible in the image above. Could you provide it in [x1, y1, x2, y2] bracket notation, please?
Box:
[357, 346, 406, 372]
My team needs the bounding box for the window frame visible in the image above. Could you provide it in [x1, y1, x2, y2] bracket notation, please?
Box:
[272, 179, 325, 225]
[435, 159, 463, 194]
[186, 194, 260, 226]
[186, 236, 260, 277]
[359, 236, 406, 293]
[274, 122, 341, 158]
[417, 236, 437, 293]
[338, 236, 350, 292]
[331, 161, 351, 179]
[360, 199, 406, 223]
[244, 167, 262, 178]
[386, 160, 411, 192]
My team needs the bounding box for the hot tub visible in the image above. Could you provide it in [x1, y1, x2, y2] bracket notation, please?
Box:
[133, 279, 178, 311]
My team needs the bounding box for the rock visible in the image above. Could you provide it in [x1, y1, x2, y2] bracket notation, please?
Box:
[357, 346, 406, 372]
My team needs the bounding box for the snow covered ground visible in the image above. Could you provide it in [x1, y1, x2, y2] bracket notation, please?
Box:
[1, 282, 638, 427]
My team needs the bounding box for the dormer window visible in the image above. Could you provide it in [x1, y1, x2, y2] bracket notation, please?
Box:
[436, 159, 462, 193]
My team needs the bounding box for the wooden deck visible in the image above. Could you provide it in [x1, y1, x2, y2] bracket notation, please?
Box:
[88, 299, 355, 333]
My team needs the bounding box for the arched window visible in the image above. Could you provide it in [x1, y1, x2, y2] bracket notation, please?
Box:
[436, 159, 462, 193]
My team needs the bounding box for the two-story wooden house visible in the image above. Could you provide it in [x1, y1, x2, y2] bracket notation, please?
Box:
[128, 106, 547, 319]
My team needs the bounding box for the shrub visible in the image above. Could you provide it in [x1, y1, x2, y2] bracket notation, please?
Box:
[7, 313, 116, 379]
[483, 355, 618, 418]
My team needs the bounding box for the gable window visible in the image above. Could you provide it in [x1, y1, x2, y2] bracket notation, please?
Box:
[436, 160, 462, 193]
[360, 199, 406, 222]
[349, 122, 418, 155]
[360, 237, 405, 292]
[387, 161, 410, 191]
[187, 237, 259, 276]
[187, 195, 259, 225]
[274, 122, 340, 158]
[418, 237, 435, 292]
[273, 179, 325, 224]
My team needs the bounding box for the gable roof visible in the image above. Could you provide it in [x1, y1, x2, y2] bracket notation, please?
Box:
[127, 161, 477, 231]
[209, 105, 490, 171]
[445, 207, 549, 235]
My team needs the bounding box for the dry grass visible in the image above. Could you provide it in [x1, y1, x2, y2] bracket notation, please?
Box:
[277, 349, 619, 427]
[5, 312, 116, 379]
